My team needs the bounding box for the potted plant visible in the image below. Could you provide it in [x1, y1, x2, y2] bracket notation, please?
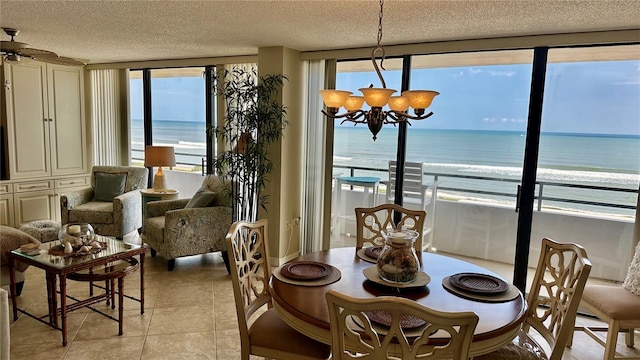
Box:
[209, 66, 288, 224]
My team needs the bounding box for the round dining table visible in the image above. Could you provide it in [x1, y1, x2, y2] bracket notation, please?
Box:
[269, 247, 528, 357]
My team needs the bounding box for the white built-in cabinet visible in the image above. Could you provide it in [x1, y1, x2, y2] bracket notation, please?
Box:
[1, 59, 89, 227]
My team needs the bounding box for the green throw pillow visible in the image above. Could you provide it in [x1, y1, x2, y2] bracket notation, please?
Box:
[94, 172, 127, 201]
[185, 186, 216, 208]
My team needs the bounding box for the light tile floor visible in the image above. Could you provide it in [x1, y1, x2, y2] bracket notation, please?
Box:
[5, 242, 640, 360]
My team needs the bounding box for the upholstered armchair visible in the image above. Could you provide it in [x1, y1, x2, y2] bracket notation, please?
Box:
[142, 175, 233, 271]
[60, 166, 148, 239]
[1, 226, 41, 296]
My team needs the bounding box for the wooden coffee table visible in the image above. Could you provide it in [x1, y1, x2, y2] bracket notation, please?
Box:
[8, 235, 146, 346]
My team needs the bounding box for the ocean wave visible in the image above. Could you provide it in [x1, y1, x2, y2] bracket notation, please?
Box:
[131, 140, 205, 150]
[333, 156, 353, 162]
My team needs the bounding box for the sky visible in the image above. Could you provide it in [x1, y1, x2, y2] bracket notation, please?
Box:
[130, 60, 640, 136]
[337, 60, 640, 135]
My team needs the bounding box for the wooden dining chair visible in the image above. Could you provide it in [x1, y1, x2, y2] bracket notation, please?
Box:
[572, 241, 640, 359]
[475, 238, 592, 360]
[325, 289, 479, 360]
[355, 203, 427, 252]
[225, 219, 331, 360]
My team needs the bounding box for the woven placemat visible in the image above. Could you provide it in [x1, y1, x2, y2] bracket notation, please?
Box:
[364, 246, 383, 260]
[442, 276, 521, 303]
[449, 272, 509, 295]
[280, 261, 332, 281]
[272, 265, 341, 286]
[356, 248, 377, 263]
[364, 310, 427, 329]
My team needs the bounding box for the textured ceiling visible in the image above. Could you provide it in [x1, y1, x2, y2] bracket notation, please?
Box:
[1, 0, 639, 64]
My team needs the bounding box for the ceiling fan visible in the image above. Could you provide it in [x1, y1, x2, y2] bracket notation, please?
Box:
[0, 28, 86, 66]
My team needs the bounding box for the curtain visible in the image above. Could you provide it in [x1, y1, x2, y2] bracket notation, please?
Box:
[301, 60, 330, 254]
[89, 69, 121, 165]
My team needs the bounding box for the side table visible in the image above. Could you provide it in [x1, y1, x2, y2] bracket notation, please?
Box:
[334, 176, 380, 236]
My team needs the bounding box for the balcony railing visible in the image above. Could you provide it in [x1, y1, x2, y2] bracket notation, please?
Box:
[333, 164, 638, 215]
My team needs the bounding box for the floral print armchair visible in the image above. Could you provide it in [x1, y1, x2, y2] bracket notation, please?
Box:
[142, 175, 233, 271]
[60, 166, 148, 239]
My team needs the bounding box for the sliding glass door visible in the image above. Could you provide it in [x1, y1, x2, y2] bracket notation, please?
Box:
[533, 45, 640, 283]
[321, 44, 638, 288]
[407, 50, 533, 274]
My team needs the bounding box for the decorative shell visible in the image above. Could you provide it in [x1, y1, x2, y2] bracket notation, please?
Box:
[80, 245, 91, 252]
[91, 242, 102, 250]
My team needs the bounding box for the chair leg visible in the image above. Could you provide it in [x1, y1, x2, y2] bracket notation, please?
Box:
[605, 320, 620, 360]
[149, 248, 157, 257]
[167, 259, 175, 271]
[625, 327, 635, 347]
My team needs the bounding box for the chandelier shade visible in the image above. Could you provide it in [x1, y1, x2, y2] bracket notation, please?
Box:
[319, 89, 352, 108]
[319, 0, 439, 140]
[344, 96, 365, 111]
[402, 90, 440, 111]
[388, 96, 410, 111]
[359, 88, 396, 107]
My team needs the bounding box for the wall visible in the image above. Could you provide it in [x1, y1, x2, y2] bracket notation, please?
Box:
[257, 47, 305, 266]
[434, 200, 635, 282]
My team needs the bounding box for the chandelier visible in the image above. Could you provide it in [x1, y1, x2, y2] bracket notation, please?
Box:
[319, 0, 439, 140]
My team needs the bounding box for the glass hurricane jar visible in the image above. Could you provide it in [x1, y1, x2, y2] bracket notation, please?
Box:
[59, 223, 95, 249]
[376, 229, 420, 284]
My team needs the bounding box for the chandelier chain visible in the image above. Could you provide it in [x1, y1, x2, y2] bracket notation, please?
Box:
[377, 0, 384, 47]
[371, 0, 387, 88]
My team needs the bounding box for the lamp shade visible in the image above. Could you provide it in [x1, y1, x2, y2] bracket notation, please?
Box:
[402, 90, 440, 110]
[319, 90, 352, 108]
[343, 96, 365, 111]
[144, 146, 176, 167]
[359, 88, 396, 107]
[388, 96, 410, 111]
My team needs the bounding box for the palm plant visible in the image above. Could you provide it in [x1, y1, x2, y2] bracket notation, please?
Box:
[209, 66, 288, 223]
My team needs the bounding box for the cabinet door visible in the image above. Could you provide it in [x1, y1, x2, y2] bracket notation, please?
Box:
[13, 189, 55, 226]
[4, 61, 50, 179]
[0, 194, 14, 226]
[47, 64, 87, 176]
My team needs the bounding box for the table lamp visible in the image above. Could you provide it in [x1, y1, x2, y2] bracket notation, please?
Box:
[144, 145, 176, 191]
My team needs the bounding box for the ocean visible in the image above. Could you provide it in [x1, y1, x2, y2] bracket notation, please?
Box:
[132, 119, 639, 217]
[334, 127, 639, 217]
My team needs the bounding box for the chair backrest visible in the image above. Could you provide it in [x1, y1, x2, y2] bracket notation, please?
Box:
[91, 166, 148, 193]
[525, 237, 592, 360]
[355, 203, 426, 252]
[326, 289, 478, 360]
[388, 161, 425, 206]
[225, 219, 272, 343]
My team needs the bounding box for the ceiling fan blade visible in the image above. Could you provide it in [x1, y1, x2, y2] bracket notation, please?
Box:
[1, 40, 30, 52]
[17, 47, 58, 57]
[36, 56, 87, 66]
